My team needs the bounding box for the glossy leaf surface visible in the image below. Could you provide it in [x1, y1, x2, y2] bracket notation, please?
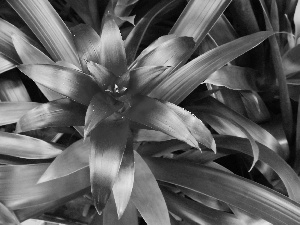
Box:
[38, 139, 90, 183]
[149, 32, 273, 103]
[90, 116, 129, 214]
[124, 95, 198, 148]
[146, 157, 300, 225]
[99, 15, 127, 77]
[18, 64, 100, 105]
[8, 0, 81, 68]
[112, 138, 134, 218]
[0, 102, 40, 126]
[0, 132, 62, 159]
[16, 98, 86, 133]
[131, 152, 170, 225]
[165, 102, 215, 152]
[0, 163, 89, 209]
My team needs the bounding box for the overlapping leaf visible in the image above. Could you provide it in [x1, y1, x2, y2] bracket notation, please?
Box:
[0, 202, 20, 225]
[8, 0, 81, 68]
[0, 163, 89, 209]
[0, 55, 15, 73]
[0, 132, 62, 159]
[161, 188, 241, 225]
[16, 98, 86, 133]
[38, 139, 90, 183]
[71, 24, 101, 74]
[18, 64, 100, 105]
[125, 0, 183, 64]
[85, 93, 121, 138]
[131, 152, 170, 225]
[99, 14, 127, 77]
[90, 115, 129, 214]
[0, 102, 40, 126]
[146, 157, 300, 225]
[124, 95, 199, 148]
[149, 32, 273, 103]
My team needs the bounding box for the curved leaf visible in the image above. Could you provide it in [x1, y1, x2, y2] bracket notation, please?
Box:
[165, 102, 215, 152]
[214, 135, 300, 203]
[282, 45, 300, 75]
[149, 31, 273, 103]
[132, 37, 195, 68]
[85, 93, 121, 138]
[18, 64, 100, 105]
[112, 137, 134, 218]
[90, 115, 129, 214]
[124, 95, 199, 148]
[190, 97, 283, 156]
[8, 0, 81, 68]
[0, 131, 62, 159]
[125, 0, 183, 64]
[0, 102, 40, 126]
[16, 98, 87, 133]
[38, 139, 90, 183]
[133, 129, 174, 142]
[0, 163, 89, 210]
[146, 157, 300, 225]
[99, 15, 127, 77]
[71, 24, 101, 74]
[132, 151, 170, 225]
[162, 188, 241, 225]
[0, 202, 20, 225]
[205, 66, 259, 91]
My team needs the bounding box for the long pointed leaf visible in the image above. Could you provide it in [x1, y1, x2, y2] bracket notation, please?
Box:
[90, 115, 129, 214]
[149, 31, 273, 103]
[8, 0, 81, 68]
[18, 64, 100, 106]
[0, 102, 40, 126]
[0, 131, 62, 159]
[38, 139, 90, 183]
[131, 151, 170, 225]
[0, 55, 15, 73]
[124, 95, 199, 148]
[112, 138, 134, 218]
[165, 102, 216, 152]
[146, 157, 300, 225]
[16, 98, 86, 133]
[0, 163, 89, 209]
[99, 15, 127, 77]
[125, 0, 183, 64]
